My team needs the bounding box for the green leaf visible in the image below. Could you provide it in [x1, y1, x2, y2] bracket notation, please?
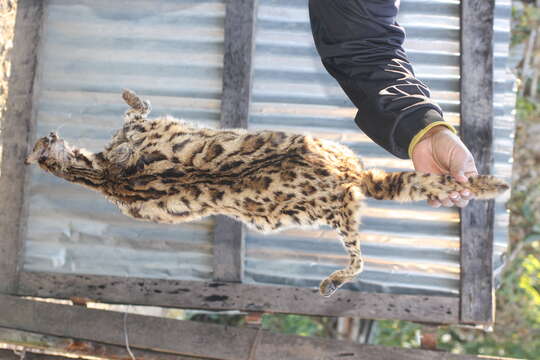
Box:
[524, 233, 540, 244]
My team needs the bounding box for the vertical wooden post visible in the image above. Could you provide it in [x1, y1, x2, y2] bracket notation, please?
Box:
[0, 0, 43, 294]
[213, 0, 258, 282]
[459, 0, 495, 325]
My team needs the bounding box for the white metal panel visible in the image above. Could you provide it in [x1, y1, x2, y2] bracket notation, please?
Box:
[23, 0, 225, 280]
[244, 0, 514, 296]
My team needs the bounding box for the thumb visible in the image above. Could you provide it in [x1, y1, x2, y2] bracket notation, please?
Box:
[452, 171, 467, 183]
[450, 155, 478, 184]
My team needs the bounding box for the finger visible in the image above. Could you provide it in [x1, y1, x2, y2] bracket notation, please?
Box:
[464, 170, 478, 179]
[440, 197, 454, 207]
[449, 191, 460, 203]
[451, 154, 478, 183]
[460, 189, 473, 200]
[454, 199, 469, 208]
[453, 171, 468, 183]
[428, 199, 441, 208]
[449, 192, 468, 207]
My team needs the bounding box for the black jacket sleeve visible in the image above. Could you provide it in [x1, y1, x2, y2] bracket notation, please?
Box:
[308, 0, 450, 159]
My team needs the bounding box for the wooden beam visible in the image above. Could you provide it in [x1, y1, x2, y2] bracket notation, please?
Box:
[459, 0, 496, 325]
[18, 271, 460, 324]
[0, 328, 204, 360]
[0, 349, 74, 360]
[213, 215, 246, 282]
[220, 0, 257, 129]
[213, 0, 258, 282]
[0, 0, 43, 294]
[0, 295, 513, 360]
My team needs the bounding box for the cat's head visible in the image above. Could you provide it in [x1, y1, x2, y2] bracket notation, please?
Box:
[25, 132, 71, 166]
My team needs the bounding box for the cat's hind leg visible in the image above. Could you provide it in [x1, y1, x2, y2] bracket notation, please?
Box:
[122, 89, 151, 122]
[319, 186, 365, 297]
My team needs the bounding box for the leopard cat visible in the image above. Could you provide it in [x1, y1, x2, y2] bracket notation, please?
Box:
[26, 89, 509, 297]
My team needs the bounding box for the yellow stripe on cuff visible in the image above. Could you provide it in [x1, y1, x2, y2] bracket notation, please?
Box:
[407, 121, 458, 159]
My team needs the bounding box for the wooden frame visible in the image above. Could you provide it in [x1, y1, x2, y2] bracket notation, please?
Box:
[0, 327, 201, 360]
[0, 350, 75, 360]
[0, 0, 43, 295]
[459, 0, 496, 325]
[213, 0, 258, 282]
[17, 271, 460, 323]
[0, 295, 509, 360]
[0, 0, 501, 330]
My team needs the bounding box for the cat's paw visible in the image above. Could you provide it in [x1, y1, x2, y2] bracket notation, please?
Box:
[319, 277, 342, 297]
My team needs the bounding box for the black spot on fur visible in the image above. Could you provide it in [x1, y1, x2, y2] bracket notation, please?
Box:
[314, 168, 330, 177]
[143, 151, 167, 165]
[168, 210, 190, 217]
[211, 190, 225, 203]
[218, 179, 234, 186]
[133, 137, 145, 147]
[189, 186, 202, 199]
[129, 207, 142, 218]
[207, 144, 224, 161]
[132, 124, 146, 132]
[219, 160, 244, 172]
[129, 175, 156, 187]
[262, 177, 273, 189]
[180, 197, 191, 208]
[75, 153, 92, 167]
[161, 168, 186, 178]
[95, 152, 106, 162]
[141, 141, 158, 151]
[172, 139, 190, 152]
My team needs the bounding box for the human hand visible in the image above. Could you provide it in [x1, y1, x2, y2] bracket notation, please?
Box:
[411, 126, 478, 208]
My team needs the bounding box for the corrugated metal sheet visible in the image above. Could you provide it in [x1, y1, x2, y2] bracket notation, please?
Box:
[23, 0, 515, 297]
[244, 0, 515, 296]
[23, 0, 226, 280]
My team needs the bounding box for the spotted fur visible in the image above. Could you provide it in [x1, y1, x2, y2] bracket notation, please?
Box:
[26, 90, 509, 296]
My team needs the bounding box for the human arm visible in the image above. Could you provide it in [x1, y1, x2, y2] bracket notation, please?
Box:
[308, 0, 475, 207]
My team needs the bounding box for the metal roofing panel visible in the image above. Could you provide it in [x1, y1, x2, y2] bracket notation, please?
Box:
[23, 0, 226, 280]
[22, 0, 515, 297]
[244, 0, 514, 296]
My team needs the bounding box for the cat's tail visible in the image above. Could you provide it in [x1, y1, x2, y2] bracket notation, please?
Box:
[359, 169, 509, 202]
